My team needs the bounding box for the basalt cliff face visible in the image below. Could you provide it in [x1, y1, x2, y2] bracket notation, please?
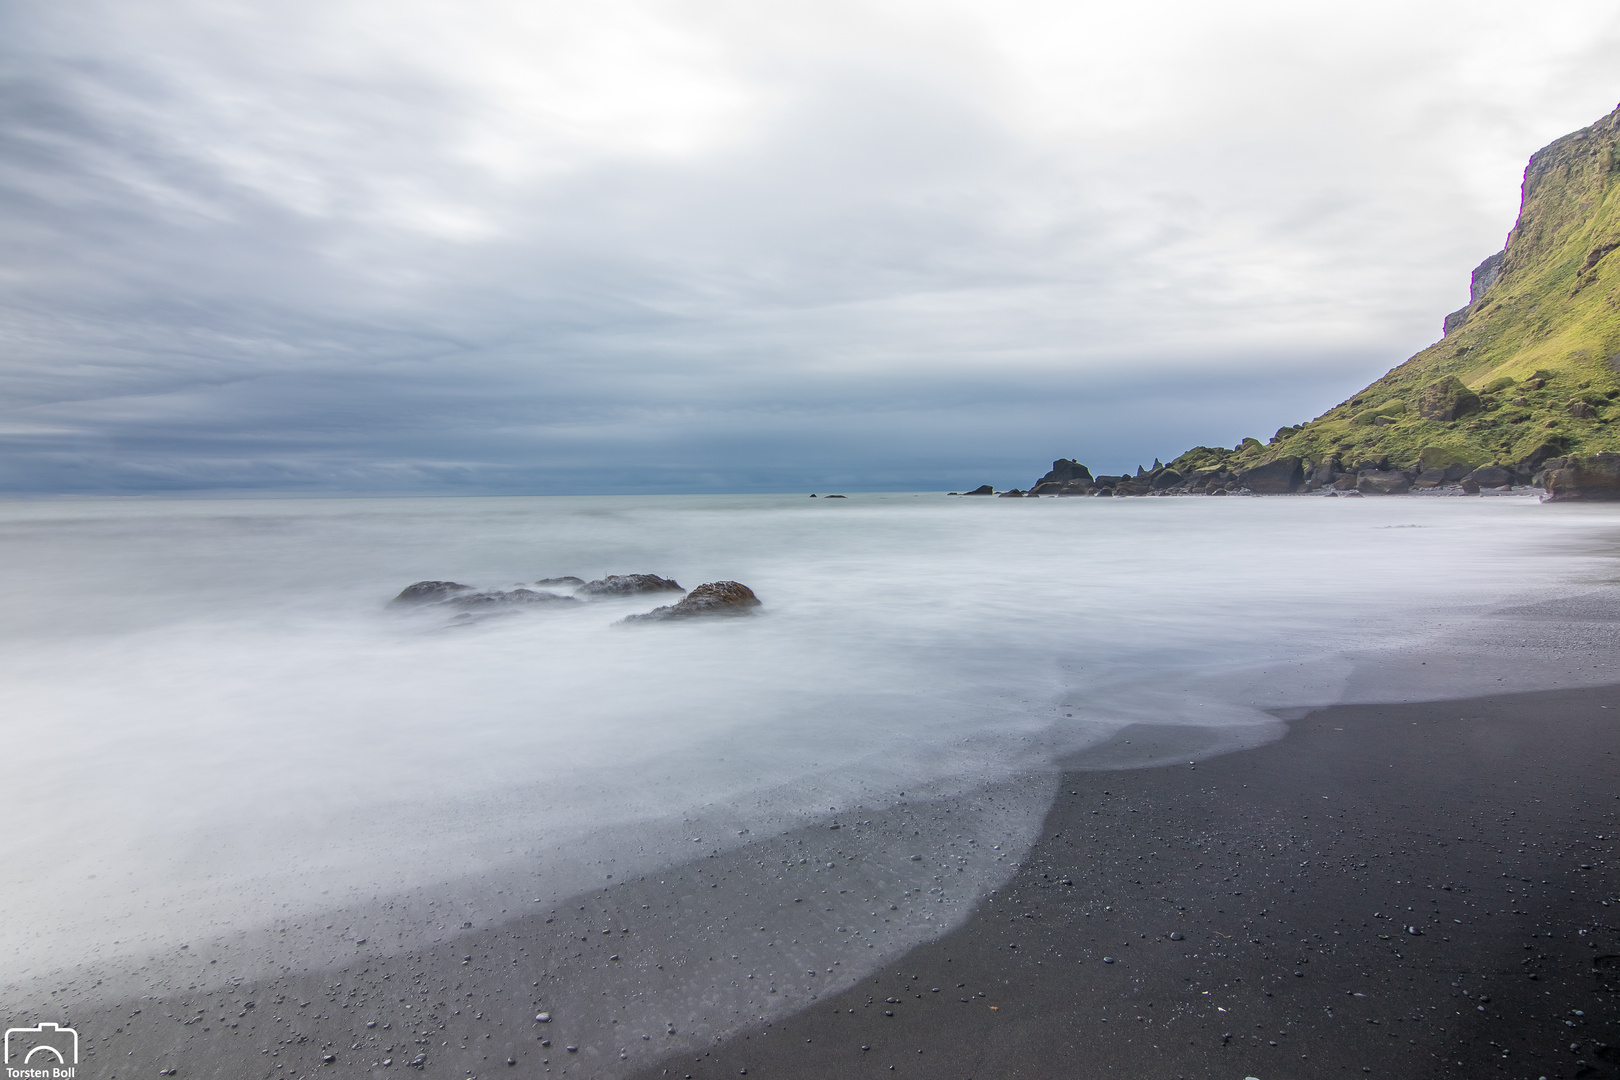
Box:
[1027, 103, 1620, 499]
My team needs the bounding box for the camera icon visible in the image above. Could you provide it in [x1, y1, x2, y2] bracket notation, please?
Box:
[4, 1022, 80, 1065]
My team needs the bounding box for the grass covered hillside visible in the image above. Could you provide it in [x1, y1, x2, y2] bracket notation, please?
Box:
[1173, 102, 1620, 480]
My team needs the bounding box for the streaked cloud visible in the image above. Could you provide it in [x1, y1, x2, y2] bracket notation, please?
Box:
[3, 0, 1618, 492]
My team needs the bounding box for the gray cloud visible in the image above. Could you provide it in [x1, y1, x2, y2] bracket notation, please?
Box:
[3, 0, 1619, 494]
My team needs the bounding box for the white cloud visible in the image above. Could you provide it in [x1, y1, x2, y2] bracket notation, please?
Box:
[2, 0, 1618, 491]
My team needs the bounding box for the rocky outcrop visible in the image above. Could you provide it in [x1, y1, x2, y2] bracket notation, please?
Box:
[1150, 468, 1183, 490]
[1470, 250, 1506, 301]
[1443, 251, 1508, 335]
[393, 581, 474, 604]
[1417, 376, 1483, 422]
[535, 576, 584, 587]
[1540, 454, 1620, 501]
[997, 489, 1029, 497]
[1236, 457, 1303, 494]
[578, 574, 683, 597]
[623, 581, 762, 622]
[1034, 459, 1094, 487]
[962, 485, 994, 495]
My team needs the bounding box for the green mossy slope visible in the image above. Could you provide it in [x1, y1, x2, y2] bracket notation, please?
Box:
[1172, 103, 1620, 478]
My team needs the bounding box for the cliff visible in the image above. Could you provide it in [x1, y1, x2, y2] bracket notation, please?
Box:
[1031, 103, 1620, 496]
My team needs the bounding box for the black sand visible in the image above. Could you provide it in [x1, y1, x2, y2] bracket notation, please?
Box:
[23, 684, 1620, 1080]
[633, 684, 1620, 1080]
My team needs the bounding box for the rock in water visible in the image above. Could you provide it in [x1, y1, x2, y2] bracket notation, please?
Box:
[534, 576, 585, 587]
[447, 588, 577, 608]
[962, 485, 994, 495]
[623, 581, 762, 622]
[1542, 453, 1620, 500]
[392, 581, 474, 604]
[578, 574, 684, 596]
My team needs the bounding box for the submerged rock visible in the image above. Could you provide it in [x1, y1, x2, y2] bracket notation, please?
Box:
[962, 485, 995, 495]
[447, 588, 578, 608]
[392, 581, 474, 604]
[623, 581, 762, 622]
[535, 576, 585, 587]
[578, 574, 684, 597]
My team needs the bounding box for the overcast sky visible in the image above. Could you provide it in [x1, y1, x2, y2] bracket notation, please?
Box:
[2, 0, 1618, 494]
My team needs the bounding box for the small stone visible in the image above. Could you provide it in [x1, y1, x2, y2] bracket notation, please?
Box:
[566, 1046, 578, 1053]
[1102, 956, 1115, 964]
[1169, 932, 1184, 941]
[535, 1013, 551, 1022]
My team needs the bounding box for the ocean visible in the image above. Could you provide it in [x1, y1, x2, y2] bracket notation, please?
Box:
[4, 491, 1619, 1067]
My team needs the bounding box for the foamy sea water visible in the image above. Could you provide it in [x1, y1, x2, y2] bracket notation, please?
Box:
[3, 492, 1619, 1037]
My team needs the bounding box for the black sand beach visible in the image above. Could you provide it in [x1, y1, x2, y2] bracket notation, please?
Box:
[634, 684, 1620, 1080]
[24, 683, 1620, 1079]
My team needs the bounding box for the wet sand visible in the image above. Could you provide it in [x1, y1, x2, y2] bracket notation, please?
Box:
[632, 684, 1620, 1080]
[18, 684, 1620, 1079]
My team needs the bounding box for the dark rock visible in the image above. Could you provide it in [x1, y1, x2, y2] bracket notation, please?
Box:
[1467, 465, 1514, 489]
[1460, 477, 1481, 494]
[1237, 457, 1304, 494]
[1308, 456, 1341, 486]
[962, 485, 995, 495]
[1569, 399, 1599, 419]
[1412, 468, 1447, 489]
[1417, 375, 1483, 421]
[825, 494, 847, 498]
[1029, 481, 1063, 495]
[1330, 474, 1358, 491]
[1113, 481, 1151, 496]
[1358, 471, 1412, 495]
[1095, 487, 1114, 497]
[1035, 459, 1094, 487]
[393, 581, 474, 604]
[1151, 468, 1184, 490]
[1207, 487, 1226, 496]
[997, 489, 1028, 498]
[1058, 479, 1095, 495]
[1543, 454, 1620, 501]
[535, 576, 584, 587]
[623, 581, 762, 622]
[448, 588, 578, 609]
[578, 574, 684, 597]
